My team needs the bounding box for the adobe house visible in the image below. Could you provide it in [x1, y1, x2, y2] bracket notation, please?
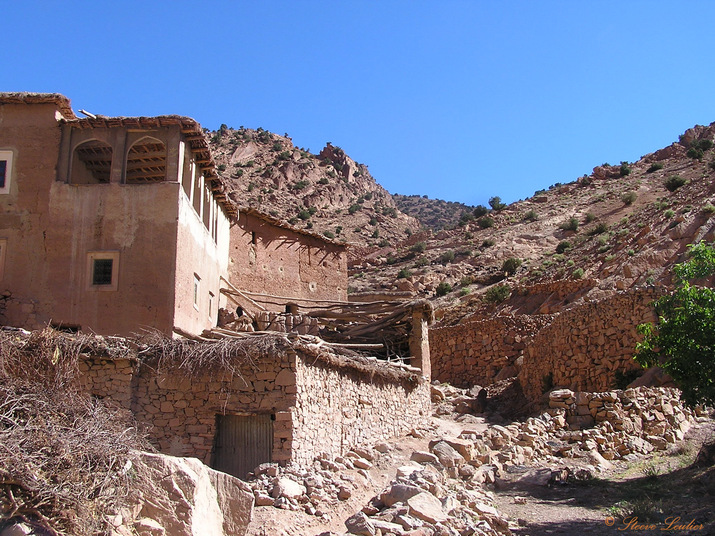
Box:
[0, 92, 237, 337]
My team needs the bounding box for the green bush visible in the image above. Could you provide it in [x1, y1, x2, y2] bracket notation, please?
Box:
[410, 242, 426, 253]
[523, 209, 538, 222]
[397, 268, 411, 279]
[556, 240, 571, 254]
[473, 205, 489, 217]
[371, 229, 380, 239]
[292, 180, 308, 191]
[484, 284, 510, 303]
[585, 212, 596, 223]
[481, 238, 495, 248]
[572, 267, 584, 279]
[348, 204, 362, 214]
[489, 196, 507, 211]
[323, 231, 335, 239]
[478, 216, 494, 229]
[589, 222, 609, 235]
[501, 257, 522, 275]
[560, 217, 579, 232]
[318, 177, 329, 185]
[635, 242, 715, 406]
[664, 209, 675, 218]
[297, 209, 311, 220]
[647, 162, 664, 173]
[436, 282, 452, 297]
[664, 174, 687, 192]
[619, 162, 632, 176]
[414, 257, 428, 268]
[621, 191, 637, 205]
[369, 217, 378, 225]
[440, 250, 456, 264]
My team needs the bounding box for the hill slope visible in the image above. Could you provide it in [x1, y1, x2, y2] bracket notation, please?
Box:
[209, 127, 420, 246]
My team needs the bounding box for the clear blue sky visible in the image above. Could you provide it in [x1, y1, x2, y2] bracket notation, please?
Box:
[4, 1, 715, 206]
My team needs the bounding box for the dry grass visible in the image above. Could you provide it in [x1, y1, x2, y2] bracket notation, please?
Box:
[0, 328, 150, 535]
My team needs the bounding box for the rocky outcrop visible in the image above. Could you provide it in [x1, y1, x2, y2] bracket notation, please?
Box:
[113, 452, 254, 536]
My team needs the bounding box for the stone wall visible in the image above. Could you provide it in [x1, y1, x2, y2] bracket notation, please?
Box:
[519, 288, 661, 402]
[291, 356, 430, 466]
[79, 340, 429, 472]
[430, 314, 552, 387]
[430, 288, 662, 403]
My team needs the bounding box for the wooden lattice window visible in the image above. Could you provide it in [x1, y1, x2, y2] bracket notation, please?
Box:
[126, 137, 166, 184]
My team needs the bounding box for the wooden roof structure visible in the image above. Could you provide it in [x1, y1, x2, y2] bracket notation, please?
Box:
[239, 206, 348, 247]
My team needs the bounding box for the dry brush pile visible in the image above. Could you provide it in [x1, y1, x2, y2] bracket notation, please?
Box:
[0, 328, 151, 536]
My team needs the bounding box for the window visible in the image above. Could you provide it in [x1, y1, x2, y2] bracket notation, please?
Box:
[208, 292, 214, 320]
[193, 274, 200, 310]
[86, 251, 119, 291]
[0, 150, 13, 194]
[70, 141, 112, 184]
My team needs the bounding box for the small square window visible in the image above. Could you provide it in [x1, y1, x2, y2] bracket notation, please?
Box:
[0, 150, 13, 195]
[92, 258, 114, 285]
[87, 251, 119, 291]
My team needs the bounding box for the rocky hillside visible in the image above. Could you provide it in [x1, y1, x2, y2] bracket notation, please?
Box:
[209, 127, 420, 246]
[392, 194, 476, 231]
[347, 123, 715, 324]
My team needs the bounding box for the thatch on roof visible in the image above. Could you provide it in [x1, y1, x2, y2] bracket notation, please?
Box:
[0, 92, 76, 120]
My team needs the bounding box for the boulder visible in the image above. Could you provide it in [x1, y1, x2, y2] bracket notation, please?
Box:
[345, 512, 377, 536]
[430, 441, 465, 468]
[271, 477, 307, 499]
[381, 484, 423, 507]
[136, 451, 253, 536]
[406, 492, 447, 524]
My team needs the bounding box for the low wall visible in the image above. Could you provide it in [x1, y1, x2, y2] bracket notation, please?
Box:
[430, 315, 552, 387]
[519, 288, 661, 402]
[292, 355, 430, 465]
[79, 339, 429, 471]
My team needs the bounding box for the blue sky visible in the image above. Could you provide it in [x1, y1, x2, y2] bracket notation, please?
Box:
[4, 1, 715, 206]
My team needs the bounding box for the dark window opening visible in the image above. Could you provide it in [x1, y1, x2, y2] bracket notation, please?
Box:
[285, 303, 299, 314]
[0, 160, 6, 188]
[251, 231, 257, 245]
[92, 258, 113, 285]
[71, 140, 113, 184]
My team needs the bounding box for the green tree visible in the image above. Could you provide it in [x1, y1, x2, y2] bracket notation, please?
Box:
[634, 242, 715, 406]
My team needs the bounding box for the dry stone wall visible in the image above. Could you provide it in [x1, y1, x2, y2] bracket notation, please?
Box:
[430, 288, 662, 404]
[79, 343, 429, 471]
[291, 356, 430, 465]
[430, 315, 552, 387]
[519, 288, 661, 402]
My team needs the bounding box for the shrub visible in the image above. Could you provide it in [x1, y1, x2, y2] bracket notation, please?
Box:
[703, 204, 715, 214]
[297, 209, 311, 220]
[481, 238, 495, 248]
[414, 256, 428, 268]
[501, 257, 522, 275]
[572, 267, 584, 279]
[323, 231, 334, 238]
[621, 191, 637, 205]
[369, 217, 378, 225]
[664, 174, 687, 192]
[664, 209, 675, 218]
[318, 177, 329, 185]
[647, 162, 664, 173]
[460, 275, 474, 287]
[489, 196, 507, 211]
[484, 284, 510, 303]
[378, 239, 390, 247]
[523, 209, 538, 222]
[635, 242, 715, 406]
[560, 217, 579, 232]
[687, 146, 704, 159]
[478, 216, 494, 229]
[440, 250, 456, 264]
[556, 240, 571, 253]
[292, 180, 308, 191]
[436, 281, 452, 297]
[619, 162, 632, 176]
[473, 205, 489, 217]
[397, 268, 411, 279]
[589, 222, 609, 235]
[459, 288, 471, 296]
[410, 242, 427, 253]
[371, 228, 379, 239]
[348, 204, 362, 214]
[585, 212, 596, 223]
[335, 226, 342, 235]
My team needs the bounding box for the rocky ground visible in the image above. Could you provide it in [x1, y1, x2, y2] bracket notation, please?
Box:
[242, 384, 714, 536]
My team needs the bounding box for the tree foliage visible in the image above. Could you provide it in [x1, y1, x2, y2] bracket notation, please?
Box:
[634, 242, 715, 406]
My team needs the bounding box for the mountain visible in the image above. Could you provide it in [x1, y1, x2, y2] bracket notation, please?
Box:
[346, 123, 715, 323]
[209, 127, 420, 246]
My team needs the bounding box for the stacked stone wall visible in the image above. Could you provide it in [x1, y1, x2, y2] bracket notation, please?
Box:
[519, 288, 661, 402]
[291, 356, 430, 465]
[430, 315, 552, 387]
[79, 346, 430, 470]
